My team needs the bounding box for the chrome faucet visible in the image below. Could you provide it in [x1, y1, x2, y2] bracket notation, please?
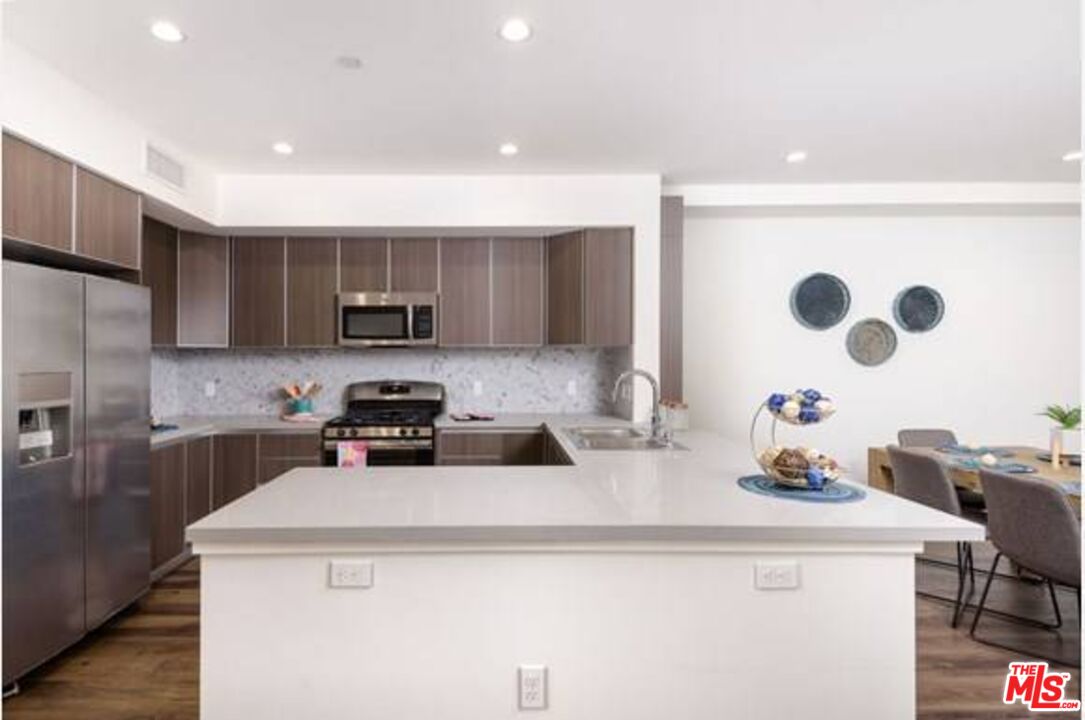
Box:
[611, 369, 668, 443]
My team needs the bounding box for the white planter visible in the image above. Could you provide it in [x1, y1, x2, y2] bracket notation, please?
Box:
[1050, 427, 1082, 461]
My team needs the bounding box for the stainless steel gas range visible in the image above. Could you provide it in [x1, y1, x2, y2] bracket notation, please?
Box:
[321, 381, 445, 466]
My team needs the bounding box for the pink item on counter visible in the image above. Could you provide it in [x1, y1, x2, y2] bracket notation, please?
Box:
[337, 441, 369, 468]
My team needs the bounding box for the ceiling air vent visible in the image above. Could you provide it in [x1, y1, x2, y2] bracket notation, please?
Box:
[144, 143, 186, 191]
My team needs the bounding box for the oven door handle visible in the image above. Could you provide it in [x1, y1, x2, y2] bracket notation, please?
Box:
[323, 439, 432, 450]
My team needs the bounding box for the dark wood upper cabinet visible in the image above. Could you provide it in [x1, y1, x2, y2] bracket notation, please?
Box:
[583, 228, 633, 346]
[438, 238, 490, 346]
[2, 134, 74, 252]
[178, 232, 230, 346]
[232, 237, 285, 347]
[390, 237, 438, 292]
[211, 434, 258, 509]
[185, 436, 213, 525]
[150, 443, 186, 571]
[546, 228, 633, 346]
[340, 237, 388, 292]
[545, 231, 585, 345]
[141, 217, 178, 347]
[286, 237, 337, 347]
[492, 237, 544, 346]
[75, 167, 141, 269]
[660, 197, 683, 401]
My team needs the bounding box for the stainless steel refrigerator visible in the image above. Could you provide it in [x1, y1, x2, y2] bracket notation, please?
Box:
[3, 260, 151, 686]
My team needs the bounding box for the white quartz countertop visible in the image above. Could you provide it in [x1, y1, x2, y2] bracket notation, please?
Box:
[187, 416, 984, 547]
[151, 412, 611, 447]
[151, 414, 327, 447]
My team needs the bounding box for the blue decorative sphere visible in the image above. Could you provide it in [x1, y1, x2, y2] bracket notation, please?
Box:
[802, 389, 822, 403]
[798, 408, 819, 424]
[767, 393, 787, 410]
[805, 467, 826, 489]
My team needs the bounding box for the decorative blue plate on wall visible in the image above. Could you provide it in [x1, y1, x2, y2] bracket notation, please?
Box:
[790, 273, 851, 330]
[894, 285, 945, 333]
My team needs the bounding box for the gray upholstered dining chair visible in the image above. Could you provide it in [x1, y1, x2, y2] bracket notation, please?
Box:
[970, 470, 1080, 654]
[898, 428, 957, 448]
[897, 428, 987, 514]
[887, 445, 976, 627]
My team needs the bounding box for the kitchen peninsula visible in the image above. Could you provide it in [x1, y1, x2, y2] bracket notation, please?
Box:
[188, 418, 982, 720]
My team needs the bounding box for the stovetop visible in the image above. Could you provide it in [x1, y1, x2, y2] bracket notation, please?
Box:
[325, 408, 437, 428]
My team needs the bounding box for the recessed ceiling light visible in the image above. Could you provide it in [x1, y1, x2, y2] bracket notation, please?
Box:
[335, 55, 363, 70]
[272, 142, 294, 156]
[785, 150, 808, 164]
[499, 142, 519, 157]
[499, 18, 532, 42]
[150, 20, 185, 43]
[1062, 150, 1082, 162]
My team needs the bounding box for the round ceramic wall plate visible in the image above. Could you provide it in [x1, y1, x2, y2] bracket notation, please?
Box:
[846, 318, 897, 366]
[790, 273, 851, 330]
[893, 285, 944, 332]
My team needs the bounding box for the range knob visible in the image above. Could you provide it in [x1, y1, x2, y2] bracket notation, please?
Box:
[348, 428, 359, 437]
[398, 428, 408, 437]
[336, 428, 347, 438]
[411, 428, 420, 436]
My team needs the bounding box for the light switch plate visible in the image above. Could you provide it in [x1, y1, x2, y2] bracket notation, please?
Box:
[204, 381, 216, 398]
[754, 560, 800, 590]
[328, 560, 374, 589]
[518, 665, 547, 710]
[472, 380, 483, 397]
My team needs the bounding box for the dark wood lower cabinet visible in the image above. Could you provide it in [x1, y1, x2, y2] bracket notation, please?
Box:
[212, 434, 259, 509]
[258, 432, 322, 484]
[185, 436, 212, 524]
[150, 443, 186, 571]
[437, 429, 569, 466]
[149, 431, 318, 577]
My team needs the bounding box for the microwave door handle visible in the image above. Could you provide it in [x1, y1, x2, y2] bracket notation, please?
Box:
[406, 304, 414, 341]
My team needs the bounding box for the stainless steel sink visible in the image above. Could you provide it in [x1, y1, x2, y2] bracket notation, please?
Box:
[564, 426, 687, 451]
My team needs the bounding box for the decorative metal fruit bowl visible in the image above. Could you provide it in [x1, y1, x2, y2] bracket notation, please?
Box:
[750, 389, 843, 490]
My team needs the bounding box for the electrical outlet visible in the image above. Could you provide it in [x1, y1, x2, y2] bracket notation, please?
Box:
[204, 381, 217, 398]
[328, 560, 374, 589]
[754, 560, 800, 590]
[472, 380, 483, 397]
[566, 380, 577, 397]
[518, 665, 547, 710]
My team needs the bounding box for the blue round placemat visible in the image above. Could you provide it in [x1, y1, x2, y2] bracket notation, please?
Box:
[738, 475, 866, 503]
[936, 444, 1014, 458]
[950, 460, 1036, 474]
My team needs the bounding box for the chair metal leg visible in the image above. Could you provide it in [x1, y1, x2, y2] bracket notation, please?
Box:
[970, 553, 1001, 636]
[1048, 581, 1063, 630]
[951, 542, 968, 628]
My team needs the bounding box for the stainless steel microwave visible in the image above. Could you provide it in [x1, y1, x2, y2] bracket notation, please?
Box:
[337, 292, 438, 347]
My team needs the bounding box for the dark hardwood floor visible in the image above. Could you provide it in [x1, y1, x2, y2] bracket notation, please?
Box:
[2, 548, 1079, 719]
[4, 560, 199, 720]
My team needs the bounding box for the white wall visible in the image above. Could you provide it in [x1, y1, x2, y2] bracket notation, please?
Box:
[2, 42, 662, 419]
[1, 43, 220, 223]
[684, 210, 1081, 481]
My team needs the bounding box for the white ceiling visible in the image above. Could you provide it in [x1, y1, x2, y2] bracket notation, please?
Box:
[3, 0, 1080, 182]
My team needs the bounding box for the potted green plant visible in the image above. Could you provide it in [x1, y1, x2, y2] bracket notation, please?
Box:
[1039, 404, 1081, 463]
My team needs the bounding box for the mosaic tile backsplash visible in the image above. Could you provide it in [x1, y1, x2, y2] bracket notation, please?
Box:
[151, 347, 630, 418]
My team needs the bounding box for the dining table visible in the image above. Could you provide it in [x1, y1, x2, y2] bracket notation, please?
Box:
[867, 445, 1082, 512]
